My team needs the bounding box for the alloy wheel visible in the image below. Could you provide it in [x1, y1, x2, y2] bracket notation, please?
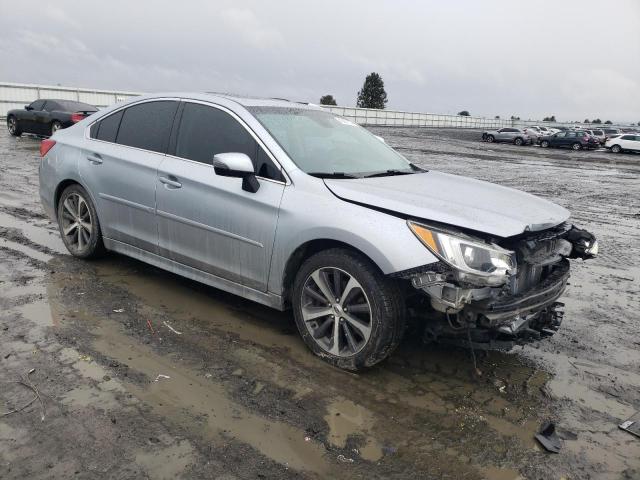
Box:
[300, 267, 372, 357]
[52, 122, 62, 134]
[7, 117, 16, 134]
[572, 143, 582, 151]
[60, 192, 93, 252]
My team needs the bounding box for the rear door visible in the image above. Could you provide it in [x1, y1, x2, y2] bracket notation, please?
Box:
[80, 99, 179, 252]
[156, 101, 286, 291]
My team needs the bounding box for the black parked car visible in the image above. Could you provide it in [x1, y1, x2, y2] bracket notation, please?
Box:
[539, 130, 599, 150]
[7, 99, 97, 137]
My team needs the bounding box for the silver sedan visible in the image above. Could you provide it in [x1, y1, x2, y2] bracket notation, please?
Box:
[38, 93, 597, 370]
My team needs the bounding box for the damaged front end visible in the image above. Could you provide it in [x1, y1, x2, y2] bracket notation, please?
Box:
[400, 221, 597, 350]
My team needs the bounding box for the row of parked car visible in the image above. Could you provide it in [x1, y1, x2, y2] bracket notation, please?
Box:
[481, 125, 640, 153]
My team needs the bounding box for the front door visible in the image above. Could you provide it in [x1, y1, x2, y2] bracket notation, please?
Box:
[156, 101, 286, 291]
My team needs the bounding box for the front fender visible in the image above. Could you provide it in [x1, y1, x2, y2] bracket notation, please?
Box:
[267, 181, 439, 295]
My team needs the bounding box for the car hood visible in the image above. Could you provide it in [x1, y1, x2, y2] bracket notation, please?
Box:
[324, 171, 570, 238]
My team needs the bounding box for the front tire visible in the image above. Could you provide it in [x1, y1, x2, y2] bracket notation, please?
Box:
[57, 184, 106, 258]
[540, 140, 550, 148]
[514, 137, 523, 146]
[7, 116, 22, 136]
[292, 248, 406, 371]
[611, 144, 621, 153]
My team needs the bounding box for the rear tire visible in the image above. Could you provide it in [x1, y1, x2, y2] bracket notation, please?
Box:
[57, 184, 106, 259]
[540, 140, 550, 148]
[611, 144, 621, 153]
[292, 248, 406, 371]
[7, 116, 21, 136]
[50, 121, 62, 136]
[486, 135, 495, 143]
[571, 142, 582, 151]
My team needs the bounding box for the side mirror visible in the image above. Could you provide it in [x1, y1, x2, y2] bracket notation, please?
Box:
[213, 152, 260, 193]
[25, 105, 33, 111]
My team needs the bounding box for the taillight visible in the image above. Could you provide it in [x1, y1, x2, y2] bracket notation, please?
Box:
[70, 112, 85, 123]
[40, 139, 56, 157]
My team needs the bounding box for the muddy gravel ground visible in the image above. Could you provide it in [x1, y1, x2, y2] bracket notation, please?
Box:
[0, 127, 639, 480]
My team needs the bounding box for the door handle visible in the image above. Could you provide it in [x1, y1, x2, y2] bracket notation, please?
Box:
[159, 176, 182, 189]
[87, 154, 103, 164]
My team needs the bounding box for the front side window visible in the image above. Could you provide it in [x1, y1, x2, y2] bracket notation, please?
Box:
[248, 107, 413, 177]
[620, 135, 633, 140]
[43, 101, 59, 112]
[175, 103, 284, 181]
[555, 132, 566, 138]
[116, 101, 178, 154]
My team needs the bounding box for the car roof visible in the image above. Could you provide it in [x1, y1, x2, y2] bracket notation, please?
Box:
[129, 92, 322, 110]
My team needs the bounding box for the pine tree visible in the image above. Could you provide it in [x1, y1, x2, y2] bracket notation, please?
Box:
[319, 95, 337, 106]
[356, 72, 388, 109]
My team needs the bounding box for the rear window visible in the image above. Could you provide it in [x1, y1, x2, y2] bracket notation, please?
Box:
[593, 130, 603, 135]
[54, 100, 97, 112]
[115, 101, 178, 153]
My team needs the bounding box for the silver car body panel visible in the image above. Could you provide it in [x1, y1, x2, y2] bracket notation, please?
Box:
[324, 172, 570, 237]
[40, 92, 571, 312]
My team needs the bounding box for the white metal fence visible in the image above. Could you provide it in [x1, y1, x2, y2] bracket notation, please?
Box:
[0, 82, 139, 118]
[0, 81, 629, 131]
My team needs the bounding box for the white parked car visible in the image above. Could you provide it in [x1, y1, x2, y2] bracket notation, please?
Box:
[605, 134, 640, 153]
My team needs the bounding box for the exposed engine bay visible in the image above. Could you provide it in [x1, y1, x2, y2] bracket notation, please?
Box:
[399, 222, 598, 350]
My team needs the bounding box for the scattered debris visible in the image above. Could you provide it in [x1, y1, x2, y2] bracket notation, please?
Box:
[1, 369, 46, 422]
[113, 308, 125, 313]
[337, 454, 354, 463]
[146, 319, 155, 335]
[162, 321, 182, 335]
[154, 374, 170, 382]
[304, 436, 311, 442]
[619, 412, 640, 438]
[535, 421, 562, 453]
[382, 445, 398, 455]
[204, 373, 213, 379]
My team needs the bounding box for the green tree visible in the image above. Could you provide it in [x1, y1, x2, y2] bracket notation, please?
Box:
[592, 118, 602, 124]
[637, 121, 640, 126]
[356, 72, 388, 109]
[319, 95, 337, 106]
[604, 120, 612, 124]
[584, 119, 590, 123]
[543, 115, 556, 122]
[510, 115, 520, 120]
[495, 115, 500, 119]
[458, 110, 470, 116]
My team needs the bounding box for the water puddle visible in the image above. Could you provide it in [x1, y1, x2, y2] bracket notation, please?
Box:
[324, 398, 383, 461]
[0, 211, 66, 254]
[0, 238, 53, 263]
[15, 299, 55, 327]
[135, 439, 196, 480]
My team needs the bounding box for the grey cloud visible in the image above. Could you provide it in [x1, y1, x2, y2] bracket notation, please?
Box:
[0, 0, 638, 122]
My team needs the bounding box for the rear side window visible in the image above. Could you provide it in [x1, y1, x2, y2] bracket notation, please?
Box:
[92, 110, 124, 142]
[116, 101, 178, 153]
[175, 102, 284, 182]
[620, 135, 633, 140]
[43, 101, 59, 112]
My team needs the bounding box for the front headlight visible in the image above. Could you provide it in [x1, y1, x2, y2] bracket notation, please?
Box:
[408, 221, 516, 285]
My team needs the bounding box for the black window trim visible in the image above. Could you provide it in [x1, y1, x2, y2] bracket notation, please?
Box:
[84, 97, 290, 186]
[165, 99, 290, 185]
[84, 97, 181, 155]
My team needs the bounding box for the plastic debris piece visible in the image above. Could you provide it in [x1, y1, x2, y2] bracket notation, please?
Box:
[154, 374, 170, 382]
[535, 421, 562, 453]
[619, 412, 640, 438]
[337, 454, 354, 463]
[163, 321, 182, 335]
[146, 319, 155, 335]
[113, 308, 124, 313]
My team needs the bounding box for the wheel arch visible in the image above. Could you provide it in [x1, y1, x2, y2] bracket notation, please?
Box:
[280, 239, 384, 308]
[53, 179, 97, 217]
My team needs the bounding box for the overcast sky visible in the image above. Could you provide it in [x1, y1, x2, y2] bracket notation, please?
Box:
[1, 0, 638, 122]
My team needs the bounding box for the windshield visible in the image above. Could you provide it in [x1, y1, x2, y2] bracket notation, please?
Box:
[248, 107, 414, 177]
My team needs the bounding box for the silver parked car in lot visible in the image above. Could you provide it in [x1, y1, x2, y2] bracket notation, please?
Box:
[481, 127, 533, 145]
[39, 93, 598, 370]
